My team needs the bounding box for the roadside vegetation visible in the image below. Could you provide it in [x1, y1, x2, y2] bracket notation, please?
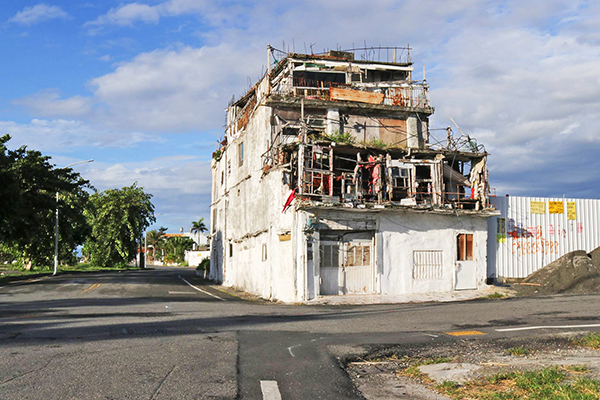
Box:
[0, 135, 155, 273]
[435, 367, 600, 399]
[145, 218, 207, 266]
[574, 332, 600, 350]
[351, 335, 600, 400]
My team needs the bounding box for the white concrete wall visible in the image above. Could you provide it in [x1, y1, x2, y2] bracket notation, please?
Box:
[378, 211, 488, 294]
[298, 209, 489, 299]
[185, 250, 210, 267]
[210, 78, 300, 302]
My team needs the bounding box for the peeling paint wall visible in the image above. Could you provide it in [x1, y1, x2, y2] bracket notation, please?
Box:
[377, 211, 488, 294]
[298, 209, 488, 299]
[211, 84, 301, 302]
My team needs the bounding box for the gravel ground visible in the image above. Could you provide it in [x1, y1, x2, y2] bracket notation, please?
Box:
[345, 333, 600, 399]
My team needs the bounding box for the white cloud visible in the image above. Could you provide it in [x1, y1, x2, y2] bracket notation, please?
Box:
[85, 156, 213, 229]
[13, 90, 94, 118]
[0, 119, 162, 151]
[16, 44, 263, 132]
[9, 4, 69, 25]
[84, 0, 209, 31]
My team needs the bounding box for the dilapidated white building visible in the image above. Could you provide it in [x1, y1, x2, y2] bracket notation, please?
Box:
[209, 46, 497, 302]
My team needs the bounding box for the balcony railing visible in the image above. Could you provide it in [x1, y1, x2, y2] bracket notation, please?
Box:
[273, 78, 431, 109]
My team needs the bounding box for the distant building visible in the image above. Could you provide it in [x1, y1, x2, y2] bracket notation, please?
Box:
[210, 46, 496, 302]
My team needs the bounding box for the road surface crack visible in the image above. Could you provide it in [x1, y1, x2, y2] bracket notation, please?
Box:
[0, 357, 55, 386]
[150, 365, 176, 400]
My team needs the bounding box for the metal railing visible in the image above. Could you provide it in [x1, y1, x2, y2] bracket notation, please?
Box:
[274, 79, 431, 109]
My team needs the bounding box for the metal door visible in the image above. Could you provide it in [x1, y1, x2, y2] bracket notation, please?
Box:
[319, 242, 341, 295]
[343, 241, 373, 294]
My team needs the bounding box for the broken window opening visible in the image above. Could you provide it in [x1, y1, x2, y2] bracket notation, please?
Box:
[457, 233, 473, 261]
[238, 142, 244, 167]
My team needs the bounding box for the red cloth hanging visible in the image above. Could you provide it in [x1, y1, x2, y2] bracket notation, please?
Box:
[282, 188, 297, 213]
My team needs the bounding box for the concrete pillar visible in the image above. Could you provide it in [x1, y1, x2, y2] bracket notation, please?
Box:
[406, 115, 423, 149]
[326, 108, 340, 136]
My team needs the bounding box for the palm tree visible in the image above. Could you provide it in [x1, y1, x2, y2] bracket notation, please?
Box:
[190, 218, 208, 249]
[190, 218, 207, 234]
[146, 229, 165, 262]
[164, 236, 195, 264]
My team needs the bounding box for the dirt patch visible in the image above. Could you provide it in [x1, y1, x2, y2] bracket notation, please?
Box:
[511, 248, 600, 296]
[345, 333, 600, 400]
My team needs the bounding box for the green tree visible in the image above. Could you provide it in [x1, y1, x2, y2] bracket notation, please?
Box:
[190, 218, 207, 234]
[84, 183, 155, 268]
[0, 134, 90, 269]
[163, 236, 194, 265]
[145, 229, 164, 262]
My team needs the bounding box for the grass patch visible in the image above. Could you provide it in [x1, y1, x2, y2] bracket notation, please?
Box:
[0, 264, 141, 284]
[506, 345, 530, 356]
[486, 292, 507, 299]
[436, 367, 600, 400]
[563, 364, 589, 373]
[574, 332, 600, 350]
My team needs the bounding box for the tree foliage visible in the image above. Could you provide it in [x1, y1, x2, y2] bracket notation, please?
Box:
[190, 218, 207, 234]
[84, 184, 155, 268]
[163, 236, 194, 264]
[145, 229, 165, 261]
[0, 135, 90, 269]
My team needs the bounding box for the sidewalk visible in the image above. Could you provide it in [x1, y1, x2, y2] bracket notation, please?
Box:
[306, 285, 515, 305]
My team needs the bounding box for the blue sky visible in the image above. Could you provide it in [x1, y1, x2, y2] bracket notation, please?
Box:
[2, 0, 600, 232]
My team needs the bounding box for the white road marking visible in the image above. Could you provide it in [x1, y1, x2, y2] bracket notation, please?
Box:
[287, 344, 302, 357]
[424, 333, 439, 338]
[260, 380, 282, 400]
[496, 323, 600, 332]
[178, 276, 225, 301]
[168, 291, 196, 295]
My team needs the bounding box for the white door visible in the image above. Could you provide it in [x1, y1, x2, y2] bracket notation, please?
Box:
[343, 241, 373, 294]
[455, 233, 477, 290]
[319, 242, 341, 295]
[455, 261, 477, 290]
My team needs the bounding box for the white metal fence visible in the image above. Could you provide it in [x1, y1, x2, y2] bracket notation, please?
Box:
[487, 196, 600, 279]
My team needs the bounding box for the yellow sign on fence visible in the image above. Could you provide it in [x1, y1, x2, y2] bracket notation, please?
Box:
[548, 201, 564, 214]
[567, 202, 577, 220]
[530, 201, 545, 214]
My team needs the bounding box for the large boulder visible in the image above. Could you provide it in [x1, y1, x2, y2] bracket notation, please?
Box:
[516, 249, 600, 295]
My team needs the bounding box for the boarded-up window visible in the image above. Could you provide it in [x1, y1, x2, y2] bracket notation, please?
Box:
[345, 244, 371, 266]
[413, 250, 444, 280]
[457, 234, 473, 261]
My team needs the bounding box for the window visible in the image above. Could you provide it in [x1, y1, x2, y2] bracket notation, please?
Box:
[261, 244, 267, 261]
[229, 242, 233, 257]
[457, 234, 473, 261]
[345, 244, 371, 266]
[413, 250, 443, 280]
[320, 244, 339, 268]
[238, 142, 244, 166]
[211, 208, 217, 233]
[221, 171, 224, 185]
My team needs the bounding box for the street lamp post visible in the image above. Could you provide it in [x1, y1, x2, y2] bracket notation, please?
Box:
[54, 159, 94, 276]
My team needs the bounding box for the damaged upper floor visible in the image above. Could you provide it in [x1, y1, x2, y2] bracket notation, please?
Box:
[226, 46, 433, 141]
[212, 45, 494, 213]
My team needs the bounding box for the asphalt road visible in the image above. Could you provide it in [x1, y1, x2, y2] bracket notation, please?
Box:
[1, 266, 599, 399]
